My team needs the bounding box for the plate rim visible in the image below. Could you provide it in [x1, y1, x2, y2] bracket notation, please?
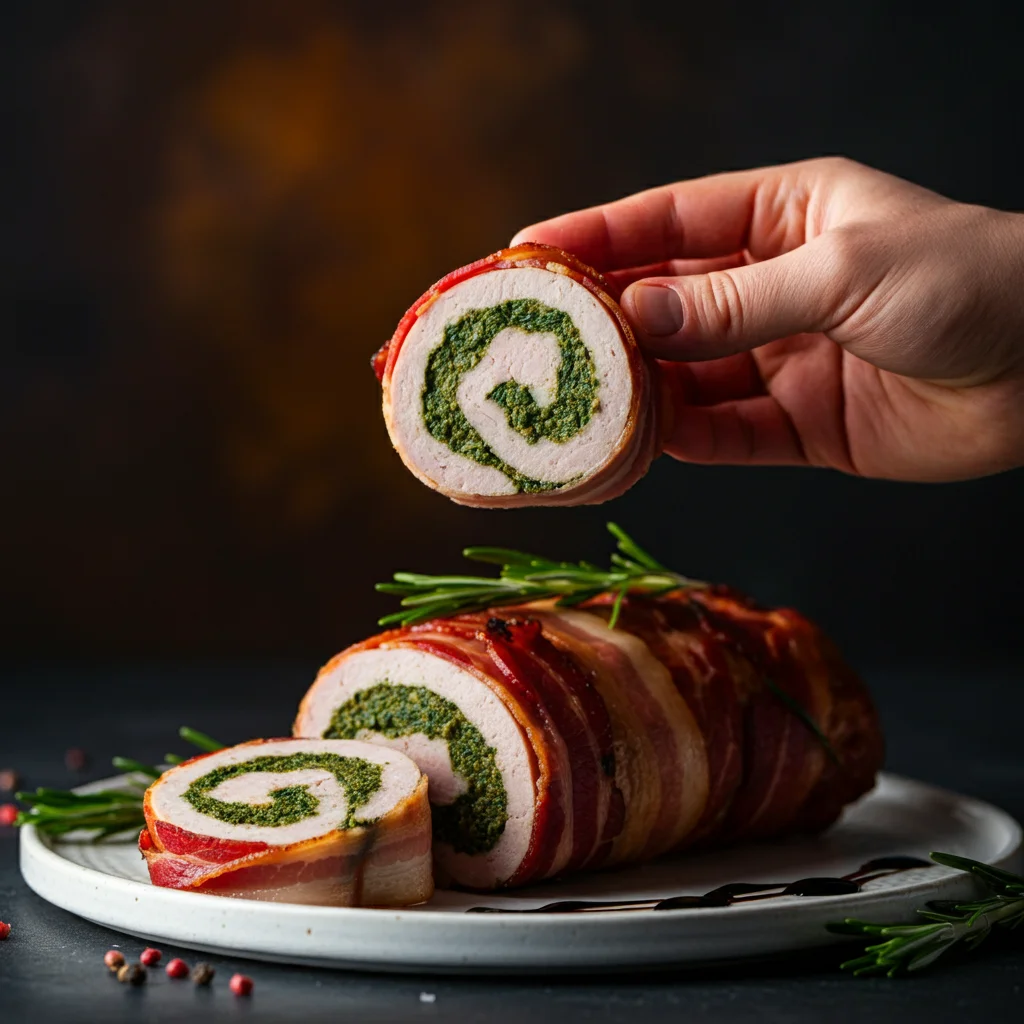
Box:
[21, 771, 1023, 923]
[18, 771, 1023, 972]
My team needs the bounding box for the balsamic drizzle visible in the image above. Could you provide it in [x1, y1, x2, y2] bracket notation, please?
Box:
[464, 856, 932, 914]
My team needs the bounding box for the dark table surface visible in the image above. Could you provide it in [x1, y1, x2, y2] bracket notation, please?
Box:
[2, 660, 1022, 1022]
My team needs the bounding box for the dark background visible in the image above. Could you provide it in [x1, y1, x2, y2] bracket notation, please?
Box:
[5, 0, 1023, 680]
[4, 3, 1024, 1019]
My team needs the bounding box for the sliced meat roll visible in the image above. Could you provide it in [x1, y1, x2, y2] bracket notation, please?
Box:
[140, 738, 432, 907]
[375, 243, 655, 507]
[294, 625, 572, 890]
[295, 596, 883, 893]
[295, 615, 637, 889]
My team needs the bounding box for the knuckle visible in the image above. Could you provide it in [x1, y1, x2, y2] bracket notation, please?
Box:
[822, 224, 874, 276]
[818, 224, 897, 333]
[808, 155, 861, 177]
[699, 270, 747, 339]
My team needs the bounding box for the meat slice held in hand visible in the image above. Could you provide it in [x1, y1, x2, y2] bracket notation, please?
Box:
[376, 243, 656, 507]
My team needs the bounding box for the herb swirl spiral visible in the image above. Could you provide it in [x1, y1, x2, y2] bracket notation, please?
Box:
[184, 753, 384, 828]
[422, 298, 599, 493]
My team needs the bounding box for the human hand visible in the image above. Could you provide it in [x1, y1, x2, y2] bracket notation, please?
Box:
[512, 158, 1024, 482]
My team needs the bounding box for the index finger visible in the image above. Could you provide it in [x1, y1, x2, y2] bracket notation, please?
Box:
[510, 163, 810, 273]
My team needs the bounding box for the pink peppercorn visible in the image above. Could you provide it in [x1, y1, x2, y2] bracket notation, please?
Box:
[64, 748, 89, 772]
[0, 804, 18, 827]
[229, 973, 254, 996]
[104, 949, 125, 971]
[140, 947, 162, 967]
[165, 958, 189, 979]
[0, 922, 11, 940]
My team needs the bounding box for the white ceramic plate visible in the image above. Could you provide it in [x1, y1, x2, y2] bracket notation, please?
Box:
[20, 772, 1022, 974]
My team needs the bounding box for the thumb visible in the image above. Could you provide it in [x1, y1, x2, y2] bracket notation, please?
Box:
[621, 234, 852, 360]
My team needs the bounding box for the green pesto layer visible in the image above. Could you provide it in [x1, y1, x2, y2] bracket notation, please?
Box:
[422, 297, 599, 493]
[324, 682, 507, 856]
[183, 752, 384, 829]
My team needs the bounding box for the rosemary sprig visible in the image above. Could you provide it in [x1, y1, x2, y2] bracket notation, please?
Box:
[377, 522, 707, 629]
[379, 523, 842, 763]
[14, 726, 224, 841]
[178, 726, 224, 753]
[829, 852, 1024, 975]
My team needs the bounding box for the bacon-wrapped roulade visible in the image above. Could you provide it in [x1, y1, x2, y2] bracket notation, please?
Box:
[294, 594, 882, 891]
[140, 738, 433, 907]
[374, 243, 656, 507]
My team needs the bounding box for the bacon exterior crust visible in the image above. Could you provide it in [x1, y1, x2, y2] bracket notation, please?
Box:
[376, 243, 657, 508]
[689, 588, 884, 839]
[141, 739, 433, 907]
[295, 592, 882, 892]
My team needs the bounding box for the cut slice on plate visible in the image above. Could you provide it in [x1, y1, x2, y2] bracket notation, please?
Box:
[140, 738, 433, 907]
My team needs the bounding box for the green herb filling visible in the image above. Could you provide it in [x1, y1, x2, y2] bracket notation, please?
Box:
[422, 298, 599, 493]
[324, 682, 507, 856]
[183, 753, 384, 829]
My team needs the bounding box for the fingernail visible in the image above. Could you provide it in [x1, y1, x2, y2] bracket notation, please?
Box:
[631, 285, 683, 337]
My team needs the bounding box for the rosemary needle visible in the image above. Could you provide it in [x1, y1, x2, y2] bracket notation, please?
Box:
[179, 726, 226, 753]
[829, 852, 1024, 976]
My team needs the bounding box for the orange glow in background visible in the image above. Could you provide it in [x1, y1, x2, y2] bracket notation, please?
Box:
[8, 1, 1021, 664]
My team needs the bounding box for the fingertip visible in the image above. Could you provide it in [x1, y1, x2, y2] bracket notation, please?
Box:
[622, 282, 683, 336]
[625, 271, 774, 363]
[510, 220, 572, 251]
[621, 280, 694, 360]
[509, 207, 612, 267]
